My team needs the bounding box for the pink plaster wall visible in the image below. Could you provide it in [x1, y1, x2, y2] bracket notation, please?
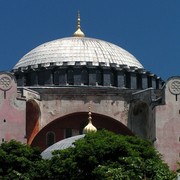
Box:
[0, 73, 26, 143]
[155, 77, 180, 170]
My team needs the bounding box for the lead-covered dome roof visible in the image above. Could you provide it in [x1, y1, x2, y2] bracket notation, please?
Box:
[41, 135, 85, 159]
[13, 36, 143, 70]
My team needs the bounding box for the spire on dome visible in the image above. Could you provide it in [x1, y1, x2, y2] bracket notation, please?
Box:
[83, 106, 97, 134]
[73, 11, 85, 37]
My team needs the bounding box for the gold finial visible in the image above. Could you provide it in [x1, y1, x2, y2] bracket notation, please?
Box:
[88, 106, 92, 122]
[77, 11, 81, 29]
[83, 106, 97, 134]
[73, 11, 85, 37]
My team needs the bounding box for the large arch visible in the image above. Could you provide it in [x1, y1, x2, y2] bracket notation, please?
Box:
[31, 112, 133, 151]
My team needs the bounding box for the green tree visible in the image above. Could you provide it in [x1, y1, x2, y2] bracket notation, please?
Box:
[47, 130, 176, 180]
[0, 132, 176, 179]
[0, 140, 45, 179]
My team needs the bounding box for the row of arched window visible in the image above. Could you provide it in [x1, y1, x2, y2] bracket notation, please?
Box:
[15, 67, 161, 89]
[16, 67, 117, 87]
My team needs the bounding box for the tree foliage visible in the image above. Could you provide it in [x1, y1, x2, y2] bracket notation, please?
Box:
[0, 131, 176, 179]
[47, 130, 176, 179]
[0, 140, 46, 179]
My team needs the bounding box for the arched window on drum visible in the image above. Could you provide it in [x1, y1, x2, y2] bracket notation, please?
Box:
[96, 68, 103, 86]
[81, 68, 89, 85]
[67, 68, 74, 85]
[46, 131, 56, 147]
[110, 69, 117, 87]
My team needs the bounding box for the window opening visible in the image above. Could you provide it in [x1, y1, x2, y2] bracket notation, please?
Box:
[46, 132, 55, 147]
[67, 68, 74, 85]
[96, 69, 103, 85]
[137, 74, 142, 89]
[4, 91, 6, 99]
[110, 70, 117, 87]
[65, 128, 72, 138]
[81, 68, 89, 85]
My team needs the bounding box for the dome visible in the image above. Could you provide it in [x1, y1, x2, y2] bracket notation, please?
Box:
[13, 37, 143, 70]
[41, 134, 85, 159]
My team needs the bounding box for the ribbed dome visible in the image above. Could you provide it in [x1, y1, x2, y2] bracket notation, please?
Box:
[13, 37, 143, 70]
[41, 135, 85, 159]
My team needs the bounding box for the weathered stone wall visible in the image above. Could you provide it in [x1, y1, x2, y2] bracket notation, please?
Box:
[128, 88, 157, 141]
[34, 87, 132, 129]
[0, 73, 26, 143]
[155, 76, 180, 170]
[23, 87, 137, 150]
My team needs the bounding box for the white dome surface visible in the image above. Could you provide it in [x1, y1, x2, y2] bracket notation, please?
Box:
[41, 135, 85, 159]
[13, 37, 143, 70]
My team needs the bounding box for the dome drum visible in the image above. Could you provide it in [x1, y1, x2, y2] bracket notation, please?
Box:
[14, 64, 162, 90]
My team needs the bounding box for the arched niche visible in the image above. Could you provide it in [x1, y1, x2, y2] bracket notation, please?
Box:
[96, 68, 103, 85]
[110, 69, 117, 86]
[81, 67, 89, 85]
[26, 99, 41, 145]
[67, 68, 74, 85]
[46, 131, 56, 147]
[128, 101, 149, 139]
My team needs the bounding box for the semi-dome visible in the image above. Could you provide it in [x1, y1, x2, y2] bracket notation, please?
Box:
[41, 134, 85, 159]
[13, 37, 143, 70]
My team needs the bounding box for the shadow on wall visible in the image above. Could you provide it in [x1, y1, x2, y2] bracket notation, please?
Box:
[128, 101, 149, 139]
[30, 112, 134, 151]
[26, 99, 41, 145]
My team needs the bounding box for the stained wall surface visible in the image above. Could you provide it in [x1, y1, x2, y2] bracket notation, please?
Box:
[0, 73, 26, 143]
[1, 72, 179, 170]
[155, 77, 180, 170]
[25, 87, 134, 150]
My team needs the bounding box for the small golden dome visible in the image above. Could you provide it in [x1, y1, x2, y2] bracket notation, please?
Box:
[73, 11, 85, 37]
[83, 107, 97, 134]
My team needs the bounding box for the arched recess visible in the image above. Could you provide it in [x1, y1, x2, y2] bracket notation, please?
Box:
[26, 99, 41, 145]
[128, 101, 149, 139]
[46, 131, 56, 147]
[110, 69, 117, 87]
[96, 68, 103, 85]
[31, 112, 133, 151]
[67, 68, 74, 85]
[81, 67, 89, 85]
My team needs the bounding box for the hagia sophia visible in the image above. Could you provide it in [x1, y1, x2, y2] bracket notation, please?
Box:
[0, 13, 179, 170]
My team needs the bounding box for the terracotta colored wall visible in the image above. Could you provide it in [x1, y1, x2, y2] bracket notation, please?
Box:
[26, 99, 40, 144]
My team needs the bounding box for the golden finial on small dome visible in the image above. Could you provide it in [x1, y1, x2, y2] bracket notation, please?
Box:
[83, 106, 97, 134]
[73, 11, 85, 37]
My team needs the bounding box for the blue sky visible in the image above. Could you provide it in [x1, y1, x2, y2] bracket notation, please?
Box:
[0, 0, 179, 80]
